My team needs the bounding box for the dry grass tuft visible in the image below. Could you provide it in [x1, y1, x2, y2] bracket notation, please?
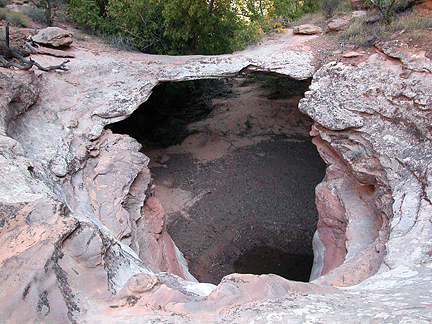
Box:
[332, 10, 432, 46]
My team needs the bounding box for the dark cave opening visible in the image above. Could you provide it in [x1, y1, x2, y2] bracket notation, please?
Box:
[109, 76, 326, 284]
[233, 246, 314, 282]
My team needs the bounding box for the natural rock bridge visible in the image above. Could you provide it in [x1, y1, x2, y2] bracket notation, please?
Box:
[1, 30, 431, 323]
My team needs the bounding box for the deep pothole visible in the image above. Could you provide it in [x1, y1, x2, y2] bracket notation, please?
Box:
[110, 76, 326, 285]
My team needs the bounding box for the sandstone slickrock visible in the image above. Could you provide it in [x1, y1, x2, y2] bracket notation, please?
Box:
[1, 30, 432, 323]
[376, 40, 432, 72]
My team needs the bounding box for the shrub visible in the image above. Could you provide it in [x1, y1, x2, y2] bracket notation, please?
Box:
[0, 9, 30, 27]
[68, 0, 111, 31]
[0, 0, 7, 9]
[67, 0, 260, 55]
[25, 6, 49, 25]
[29, 0, 69, 26]
[321, 0, 342, 18]
[103, 32, 139, 51]
[268, 0, 320, 21]
[7, 11, 30, 27]
[370, 0, 411, 22]
[334, 16, 380, 46]
[380, 11, 432, 35]
[334, 10, 432, 46]
[289, 11, 327, 27]
[0, 8, 7, 20]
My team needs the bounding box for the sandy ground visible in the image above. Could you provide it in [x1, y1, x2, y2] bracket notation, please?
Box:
[143, 77, 327, 284]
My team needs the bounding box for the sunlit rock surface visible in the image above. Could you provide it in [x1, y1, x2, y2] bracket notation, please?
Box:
[0, 30, 431, 322]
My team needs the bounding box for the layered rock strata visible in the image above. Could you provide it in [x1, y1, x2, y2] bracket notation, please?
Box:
[0, 30, 431, 322]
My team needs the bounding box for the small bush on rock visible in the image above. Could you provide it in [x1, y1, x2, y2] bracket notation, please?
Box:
[0, 0, 7, 9]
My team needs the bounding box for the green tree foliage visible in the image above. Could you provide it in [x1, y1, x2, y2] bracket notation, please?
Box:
[106, 0, 165, 53]
[162, 0, 244, 55]
[68, 0, 111, 30]
[68, 0, 321, 55]
[269, 0, 320, 20]
[29, 0, 67, 26]
[69, 0, 260, 55]
[233, 0, 320, 31]
[370, 0, 410, 22]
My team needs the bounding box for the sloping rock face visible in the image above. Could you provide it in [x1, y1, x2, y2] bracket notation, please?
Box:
[0, 31, 431, 322]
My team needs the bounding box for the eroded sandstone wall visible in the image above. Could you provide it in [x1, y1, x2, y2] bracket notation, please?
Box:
[300, 42, 432, 285]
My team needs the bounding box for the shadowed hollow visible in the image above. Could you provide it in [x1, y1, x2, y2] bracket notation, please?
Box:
[110, 77, 326, 284]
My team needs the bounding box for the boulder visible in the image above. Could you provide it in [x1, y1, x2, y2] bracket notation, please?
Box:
[293, 24, 323, 35]
[328, 17, 352, 31]
[30, 27, 73, 47]
[352, 10, 367, 17]
[342, 50, 363, 57]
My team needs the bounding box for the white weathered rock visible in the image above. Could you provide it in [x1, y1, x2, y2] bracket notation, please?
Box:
[352, 10, 367, 17]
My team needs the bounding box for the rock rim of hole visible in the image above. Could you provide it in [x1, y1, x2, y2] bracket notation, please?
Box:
[0, 31, 430, 323]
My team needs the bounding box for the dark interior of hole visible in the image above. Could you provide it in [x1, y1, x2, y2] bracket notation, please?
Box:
[109, 76, 325, 284]
[109, 76, 312, 149]
[233, 246, 314, 282]
[110, 79, 229, 148]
